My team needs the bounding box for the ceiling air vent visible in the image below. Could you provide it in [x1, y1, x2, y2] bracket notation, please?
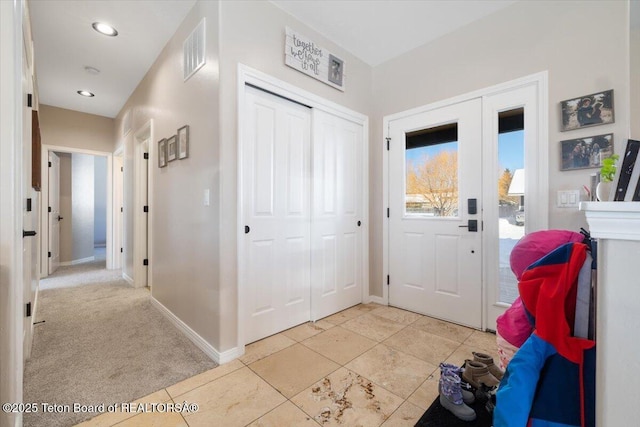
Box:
[183, 18, 206, 82]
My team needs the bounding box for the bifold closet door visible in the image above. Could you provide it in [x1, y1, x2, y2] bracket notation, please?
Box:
[311, 109, 364, 321]
[243, 86, 312, 344]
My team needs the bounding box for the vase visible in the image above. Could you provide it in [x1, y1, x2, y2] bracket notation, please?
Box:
[596, 181, 613, 201]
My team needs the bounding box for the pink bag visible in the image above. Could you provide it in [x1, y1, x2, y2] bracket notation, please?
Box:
[496, 297, 533, 348]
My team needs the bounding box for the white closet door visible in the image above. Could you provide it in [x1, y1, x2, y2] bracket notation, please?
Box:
[243, 86, 312, 344]
[311, 109, 363, 321]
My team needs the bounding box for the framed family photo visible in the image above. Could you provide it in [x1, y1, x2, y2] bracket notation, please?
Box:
[177, 125, 189, 159]
[158, 138, 167, 168]
[560, 133, 613, 171]
[560, 89, 614, 131]
[167, 135, 177, 162]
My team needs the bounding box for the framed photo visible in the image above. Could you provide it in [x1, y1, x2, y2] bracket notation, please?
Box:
[560, 89, 614, 131]
[167, 135, 177, 162]
[328, 54, 344, 87]
[158, 138, 167, 168]
[177, 125, 189, 159]
[560, 133, 613, 171]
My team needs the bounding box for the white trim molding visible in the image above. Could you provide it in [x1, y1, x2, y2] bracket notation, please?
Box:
[580, 202, 640, 240]
[0, 0, 25, 424]
[150, 297, 241, 365]
[40, 144, 114, 277]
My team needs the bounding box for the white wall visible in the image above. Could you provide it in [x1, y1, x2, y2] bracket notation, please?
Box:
[39, 105, 115, 153]
[58, 153, 73, 263]
[632, 1, 640, 139]
[369, 0, 631, 297]
[115, 1, 221, 345]
[71, 153, 95, 261]
[94, 156, 107, 247]
[217, 0, 373, 351]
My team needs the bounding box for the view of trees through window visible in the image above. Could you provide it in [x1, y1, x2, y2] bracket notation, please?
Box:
[406, 142, 458, 216]
[405, 122, 458, 216]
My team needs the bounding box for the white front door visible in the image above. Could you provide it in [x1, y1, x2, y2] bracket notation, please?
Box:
[243, 86, 312, 343]
[48, 151, 61, 274]
[311, 109, 363, 320]
[388, 99, 483, 328]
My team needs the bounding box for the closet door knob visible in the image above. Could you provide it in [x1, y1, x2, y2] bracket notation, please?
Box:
[244, 225, 250, 234]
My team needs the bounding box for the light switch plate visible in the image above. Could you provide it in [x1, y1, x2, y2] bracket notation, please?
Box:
[557, 190, 580, 208]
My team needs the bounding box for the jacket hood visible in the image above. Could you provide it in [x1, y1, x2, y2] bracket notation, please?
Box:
[518, 242, 595, 363]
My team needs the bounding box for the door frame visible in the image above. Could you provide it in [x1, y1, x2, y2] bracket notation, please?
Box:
[40, 145, 113, 277]
[113, 146, 124, 270]
[132, 120, 153, 289]
[237, 64, 369, 350]
[382, 72, 548, 330]
[0, 0, 25, 420]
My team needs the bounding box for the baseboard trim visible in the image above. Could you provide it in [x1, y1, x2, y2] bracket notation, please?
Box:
[150, 297, 240, 365]
[59, 256, 95, 267]
[367, 295, 386, 305]
[122, 273, 134, 286]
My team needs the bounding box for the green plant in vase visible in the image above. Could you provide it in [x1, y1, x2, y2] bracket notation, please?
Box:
[597, 154, 619, 201]
[600, 154, 619, 182]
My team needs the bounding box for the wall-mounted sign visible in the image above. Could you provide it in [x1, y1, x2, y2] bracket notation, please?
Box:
[285, 27, 345, 92]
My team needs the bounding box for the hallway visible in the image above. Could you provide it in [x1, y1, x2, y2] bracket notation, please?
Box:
[24, 257, 216, 427]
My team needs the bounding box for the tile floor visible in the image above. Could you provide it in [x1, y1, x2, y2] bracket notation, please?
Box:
[75, 304, 499, 427]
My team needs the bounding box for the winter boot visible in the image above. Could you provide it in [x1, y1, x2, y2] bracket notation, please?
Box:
[472, 352, 504, 381]
[439, 373, 477, 421]
[439, 363, 475, 404]
[462, 359, 500, 390]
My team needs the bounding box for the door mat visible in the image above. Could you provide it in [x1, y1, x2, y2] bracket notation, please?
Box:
[415, 396, 493, 427]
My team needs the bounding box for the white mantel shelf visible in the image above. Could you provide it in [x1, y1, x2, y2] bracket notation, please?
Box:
[579, 201, 640, 241]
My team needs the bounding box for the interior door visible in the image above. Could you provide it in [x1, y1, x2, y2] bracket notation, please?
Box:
[311, 109, 363, 320]
[48, 151, 61, 274]
[388, 99, 483, 328]
[22, 38, 35, 359]
[243, 86, 312, 343]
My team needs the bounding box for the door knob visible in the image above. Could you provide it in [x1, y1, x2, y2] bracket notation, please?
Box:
[357, 221, 361, 227]
[57, 215, 63, 221]
[23, 230, 37, 238]
[244, 225, 250, 234]
[458, 219, 478, 232]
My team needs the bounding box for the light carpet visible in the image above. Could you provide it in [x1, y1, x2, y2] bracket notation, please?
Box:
[24, 259, 217, 427]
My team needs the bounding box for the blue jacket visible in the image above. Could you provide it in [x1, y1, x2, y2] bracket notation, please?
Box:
[494, 243, 595, 427]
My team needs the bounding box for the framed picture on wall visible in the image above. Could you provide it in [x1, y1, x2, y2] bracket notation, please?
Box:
[560, 133, 613, 171]
[178, 125, 189, 159]
[167, 135, 177, 162]
[560, 89, 614, 131]
[158, 138, 167, 168]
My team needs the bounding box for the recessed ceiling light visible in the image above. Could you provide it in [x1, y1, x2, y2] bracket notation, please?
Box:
[77, 90, 95, 97]
[84, 66, 100, 75]
[92, 22, 118, 37]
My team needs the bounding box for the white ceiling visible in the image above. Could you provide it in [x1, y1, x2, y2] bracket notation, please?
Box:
[270, 0, 517, 66]
[30, 0, 516, 119]
[30, 0, 196, 118]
